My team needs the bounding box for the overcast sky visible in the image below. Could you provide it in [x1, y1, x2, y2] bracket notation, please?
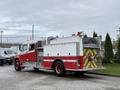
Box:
[0, 0, 120, 43]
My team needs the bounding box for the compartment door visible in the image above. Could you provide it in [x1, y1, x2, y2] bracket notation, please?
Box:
[83, 48, 102, 69]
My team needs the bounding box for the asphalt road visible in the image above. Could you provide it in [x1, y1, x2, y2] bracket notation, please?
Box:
[0, 65, 120, 90]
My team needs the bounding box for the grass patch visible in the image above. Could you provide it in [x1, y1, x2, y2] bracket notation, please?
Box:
[95, 63, 120, 76]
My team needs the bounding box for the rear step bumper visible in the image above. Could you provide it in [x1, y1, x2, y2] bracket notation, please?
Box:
[66, 67, 105, 71]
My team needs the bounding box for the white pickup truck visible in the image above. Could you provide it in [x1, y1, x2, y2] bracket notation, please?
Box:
[0, 48, 16, 66]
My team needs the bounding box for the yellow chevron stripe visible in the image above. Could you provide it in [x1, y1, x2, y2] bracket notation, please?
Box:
[84, 49, 93, 67]
[84, 49, 87, 56]
[84, 51, 88, 59]
[89, 49, 94, 56]
[84, 49, 93, 61]
[84, 54, 89, 61]
[84, 48, 98, 68]
[91, 61, 95, 68]
[84, 51, 90, 61]
[92, 61, 97, 68]
[86, 49, 94, 56]
[86, 62, 91, 68]
[85, 49, 91, 56]
[84, 59, 89, 66]
[93, 49, 97, 55]
[90, 62, 94, 68]
[84, 49, 87, 53]
[91, 62, 95, 68]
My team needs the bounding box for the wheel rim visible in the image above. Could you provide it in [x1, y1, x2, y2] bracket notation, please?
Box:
[15, 61, 19, 69]
[56, 64, 62, 74]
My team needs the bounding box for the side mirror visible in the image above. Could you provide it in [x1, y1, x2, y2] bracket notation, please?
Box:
[4, 51, 8, 55]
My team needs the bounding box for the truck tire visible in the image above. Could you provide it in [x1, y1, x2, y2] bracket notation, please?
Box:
[54, 61, 66, 77]
[0, 60, 4, 66]
[9, 61, 13, 65]
[33, 67, 39, 71]
[14, 60, 21, 71]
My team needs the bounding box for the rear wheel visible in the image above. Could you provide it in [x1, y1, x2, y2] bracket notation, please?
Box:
[54, 61, 66, 77]
[14, 60, 21, 71]
[33, 67, 39, 71]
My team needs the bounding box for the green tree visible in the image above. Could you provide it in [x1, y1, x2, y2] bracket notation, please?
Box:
[104, 33, 113, 63]
[117, 38, 120, 61]
[93, 32, 98, 37]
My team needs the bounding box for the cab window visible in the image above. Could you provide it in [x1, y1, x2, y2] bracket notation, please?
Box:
[29, 44, 35, 51]
[19, 44, 27, 52]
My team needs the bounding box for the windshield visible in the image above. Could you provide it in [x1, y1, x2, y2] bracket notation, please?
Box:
[0, 49, 4, 55]
[5, 50, 14, 54]
[19, 44, 27, 52]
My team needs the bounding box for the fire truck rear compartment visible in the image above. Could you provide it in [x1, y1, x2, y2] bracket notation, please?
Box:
[83, 37, 103, 70]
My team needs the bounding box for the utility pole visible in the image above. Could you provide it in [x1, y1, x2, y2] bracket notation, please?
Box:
[32, 24, 34, 40]
[0, 31, 3, 44]
[117, 27, 120, 39]
[6, 37, 8, 43]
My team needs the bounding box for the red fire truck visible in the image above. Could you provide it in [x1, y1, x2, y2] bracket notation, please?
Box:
[14, 33, 103, 76]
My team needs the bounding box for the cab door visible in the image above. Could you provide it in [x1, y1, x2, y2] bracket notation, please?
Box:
[36, 48, 43, 67]
[26, 43, 37, 62]
[19, 44, 28, 62]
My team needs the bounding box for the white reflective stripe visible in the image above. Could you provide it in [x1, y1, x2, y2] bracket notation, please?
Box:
[44, 60, 54, 62]
[43, 60, 78, 63]
[62, 60, 77, 62]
